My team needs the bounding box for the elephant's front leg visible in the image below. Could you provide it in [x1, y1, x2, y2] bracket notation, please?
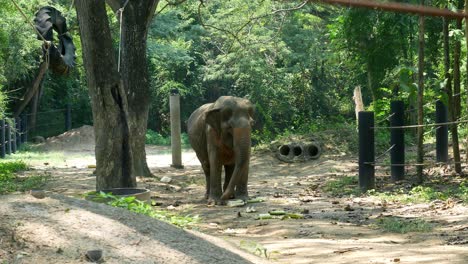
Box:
[235, 167, 249, 201]
[208, 148, 223, 205]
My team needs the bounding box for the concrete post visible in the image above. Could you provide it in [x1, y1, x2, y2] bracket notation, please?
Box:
[170, 89, 183, 168]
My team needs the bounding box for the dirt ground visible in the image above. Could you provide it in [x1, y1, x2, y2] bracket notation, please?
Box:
[1, 127, 468, 263]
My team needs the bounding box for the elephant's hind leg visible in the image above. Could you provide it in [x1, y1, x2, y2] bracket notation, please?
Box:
[201, 162, 210, 199]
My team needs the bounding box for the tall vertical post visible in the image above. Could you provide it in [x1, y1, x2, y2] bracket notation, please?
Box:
[435, 100, 448, 162]
[15, 117, 21, 149]
[0, 119, 5, 158]
[358, 111, 375, 191]
[65, 103, 72, 131]
[170, 89, 183, 168]
[21, 114, 28, 143]
[390, 101, 405, 181]
[6, 122, 11, 155]
[11, 119, 16, 154]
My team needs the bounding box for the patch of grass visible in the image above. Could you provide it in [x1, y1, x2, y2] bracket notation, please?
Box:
[91, 191, 199, 228]
[3, 149, 66, 164]
[374, 216, 434, 233]
[368, 181, 468, 204]
[322, 176, 360, 196]
[239, 240, 279, 259]
[0, 161, 49, 194]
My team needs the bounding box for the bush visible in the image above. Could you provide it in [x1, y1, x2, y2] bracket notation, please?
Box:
[0, 161, 48, 194]
[146, 129, 190, 146]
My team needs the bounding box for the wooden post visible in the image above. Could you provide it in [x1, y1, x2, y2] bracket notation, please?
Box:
[390, 101, 405, 181]
[358, 111, 375, 191]
[435, 100, 448, 162]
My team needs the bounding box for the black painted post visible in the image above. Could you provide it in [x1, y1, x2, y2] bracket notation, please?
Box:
[6, 122, 11, 155]
[358, 111, 375, 191]
[21, 114, 27, 143]
[390, 101, 405, 181]
[0, 119, 5, 158]
[65, 103, 72, 131]
[435, 100, 448, 162]
[15, 117, 21, 149]
[11, 119, 16, 153]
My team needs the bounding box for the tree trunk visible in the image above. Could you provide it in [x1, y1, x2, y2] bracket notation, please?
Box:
[443, 17, 462, 174]
[75, 0, 159, 189]
[453, 18, 462, 119]
[29, 83, 42, 132]
[76, 1, 134, 189]
[119, 0, 159, 177]
[14, 62, 48, 118]
[465, 0, 468, 163]
[353, 86, 364, 123]
[416, 6, 424, 183]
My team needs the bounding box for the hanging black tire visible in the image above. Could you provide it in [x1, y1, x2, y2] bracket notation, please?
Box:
[34, 6, 76, 75]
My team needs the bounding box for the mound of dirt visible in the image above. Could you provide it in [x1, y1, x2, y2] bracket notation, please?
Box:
[35, 125, 95, 151]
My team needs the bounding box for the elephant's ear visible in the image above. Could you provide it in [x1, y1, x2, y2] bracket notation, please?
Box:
[205, 108, 221, 134]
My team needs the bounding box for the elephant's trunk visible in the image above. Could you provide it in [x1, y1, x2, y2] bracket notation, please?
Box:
[221, 127, 251, 200]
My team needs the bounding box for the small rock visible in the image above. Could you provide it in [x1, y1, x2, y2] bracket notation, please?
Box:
[344, 204, 354, 211]
[30, 190, 46, 199]
[85, 249, 103, 262]
[246, 206, 257, 213]
[160, 176, 172, 183]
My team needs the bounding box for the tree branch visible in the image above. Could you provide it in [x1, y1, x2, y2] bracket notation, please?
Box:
[156, 0, 188, 16]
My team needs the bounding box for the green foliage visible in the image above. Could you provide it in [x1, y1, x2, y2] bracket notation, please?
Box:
[145, 129, 189, 146]
[146, 129, 171, 145]
[0, 160, 48, 194]
[374, 217, 434, 234]
[93, 191, 199, 228]
[239, 240, 279, 259]
[322, 176, 360, 196]
[367, 180, 468, 204]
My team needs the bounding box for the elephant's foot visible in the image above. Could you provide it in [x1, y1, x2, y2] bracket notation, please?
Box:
[235, 187, 249, 202]
[207, 197, 226, 205]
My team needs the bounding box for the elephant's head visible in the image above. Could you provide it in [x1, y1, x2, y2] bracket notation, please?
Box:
[205, 96, 254, 200]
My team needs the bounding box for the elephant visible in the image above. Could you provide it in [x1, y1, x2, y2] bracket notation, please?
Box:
[187, 96, 254, 205]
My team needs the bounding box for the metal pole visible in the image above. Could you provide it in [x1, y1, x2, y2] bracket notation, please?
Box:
[6, 122, 11, 155]
[169, 89, 183, 168]
[11, 119, 16, 154]
[358, 111, 375, 191]
[390, 101, 405, 181]
[435, 100, 448, 162]
[0, 119, 5, 158]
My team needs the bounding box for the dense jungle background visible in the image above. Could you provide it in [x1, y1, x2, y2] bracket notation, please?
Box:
[1, 0, 467, 148]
